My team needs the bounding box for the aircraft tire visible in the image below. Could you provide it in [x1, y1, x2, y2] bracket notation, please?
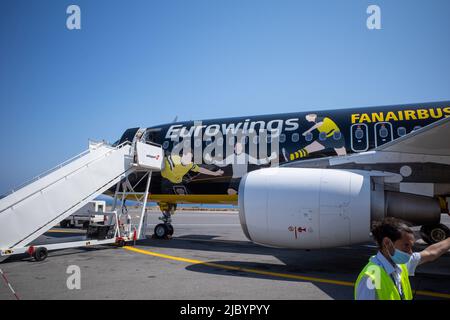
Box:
[167, 224, 174, 236]
[420, 224, 450, 244]
[154, 223, 169, 239]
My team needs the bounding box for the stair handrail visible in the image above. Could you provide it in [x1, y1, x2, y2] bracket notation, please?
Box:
[0, 141, 132, 203]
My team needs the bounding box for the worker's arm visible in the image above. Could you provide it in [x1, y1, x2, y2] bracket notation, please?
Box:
[418, 237, 450, 265]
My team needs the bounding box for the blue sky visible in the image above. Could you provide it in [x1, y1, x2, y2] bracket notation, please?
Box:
[1, 0, 449, 194]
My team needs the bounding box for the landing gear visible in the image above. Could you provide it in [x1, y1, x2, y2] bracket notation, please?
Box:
[154, 223, 174, 239]
[153, 203, 176, 239]
[167, 224, 174, 236]
[420, 224, 450, 244]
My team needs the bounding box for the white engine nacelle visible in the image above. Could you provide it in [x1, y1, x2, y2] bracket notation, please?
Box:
[238, 168, 372, 249]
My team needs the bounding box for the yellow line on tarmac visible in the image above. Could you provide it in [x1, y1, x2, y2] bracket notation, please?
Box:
[415, 290, 450, 299]
[123, 246, 450, 300]
[123, 247, 353, 287]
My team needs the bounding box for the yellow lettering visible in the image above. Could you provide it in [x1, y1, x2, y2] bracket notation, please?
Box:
[397, 111, 404, 121]
[429, 108, 443, 119]
[351, 114, 360, 124]
[444, 107, 450, 117]
[360, 113, 371, 123]
[404, 110, 417, 120]
[385, 112, 398, 122]
[417, 109, 429, 120]
[371, 112, 384, 122]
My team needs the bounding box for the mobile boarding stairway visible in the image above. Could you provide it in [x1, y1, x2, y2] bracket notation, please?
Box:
[0, 129, 162, 261]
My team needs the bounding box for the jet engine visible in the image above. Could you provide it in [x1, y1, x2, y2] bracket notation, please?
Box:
[238, 168, 441, 249]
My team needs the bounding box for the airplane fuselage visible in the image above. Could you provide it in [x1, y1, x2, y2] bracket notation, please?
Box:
[118, 101, 450, 204]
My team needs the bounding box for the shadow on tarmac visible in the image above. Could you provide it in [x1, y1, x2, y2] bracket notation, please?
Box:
[1, 229, 448, 300]
[135, 235, 450, 300]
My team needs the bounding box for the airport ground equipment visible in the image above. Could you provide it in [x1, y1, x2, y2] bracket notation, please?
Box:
[60, 200, 107, 229]
[0, 131, 162, 261]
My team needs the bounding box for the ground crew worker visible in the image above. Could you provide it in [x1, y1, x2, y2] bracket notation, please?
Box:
[355, 217, 450, 300]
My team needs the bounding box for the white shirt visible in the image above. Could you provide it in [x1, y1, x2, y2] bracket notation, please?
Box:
[355, 251, 421, 300]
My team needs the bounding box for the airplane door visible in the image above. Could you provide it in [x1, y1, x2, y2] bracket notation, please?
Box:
[350, 124, 369, 152]
[145, 128, 162, 144]
[374, 122, 393, 147]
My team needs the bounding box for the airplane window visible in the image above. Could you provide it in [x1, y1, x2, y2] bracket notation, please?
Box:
[194, 139, 202, 148]
[162, 141, 169, 150]
[279, 134, 286, 143]
[305, 132, 313, 142]
[333, 131, 341, 140]
[355, 128, 364, 139]
[379, 127, 389, 138]
[319, 132, 327, 141]
[253, 135, 259, 144]
[397, 127, 407, 137]
[413, 126, 421, 131]
[291, 133, 299, 142]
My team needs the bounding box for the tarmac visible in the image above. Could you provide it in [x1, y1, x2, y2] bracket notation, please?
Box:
[0, 210, 449, 300]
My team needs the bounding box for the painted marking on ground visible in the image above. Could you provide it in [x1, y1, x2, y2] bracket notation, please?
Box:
[0, 268, 19, 300]
[123, 246, 450, 300]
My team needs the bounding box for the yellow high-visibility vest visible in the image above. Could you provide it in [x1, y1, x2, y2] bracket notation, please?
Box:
[354, 258, 413, 300]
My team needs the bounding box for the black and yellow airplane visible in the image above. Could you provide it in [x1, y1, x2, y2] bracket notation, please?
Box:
[116, 101, 450, 248]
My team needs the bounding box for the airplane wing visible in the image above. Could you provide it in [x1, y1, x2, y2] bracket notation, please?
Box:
[375, 116, 450, 156]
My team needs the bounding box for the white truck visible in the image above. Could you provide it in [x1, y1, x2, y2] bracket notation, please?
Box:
[60, 200, 106, 229]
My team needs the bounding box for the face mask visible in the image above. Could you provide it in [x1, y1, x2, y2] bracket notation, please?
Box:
[386, 240, 411, 264]
[391, 249, 412, 264]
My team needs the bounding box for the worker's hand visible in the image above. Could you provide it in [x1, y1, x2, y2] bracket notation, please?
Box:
[214, 169, 224, 176]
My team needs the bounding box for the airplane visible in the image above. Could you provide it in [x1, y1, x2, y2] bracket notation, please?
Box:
[112, 101, 450, 249]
